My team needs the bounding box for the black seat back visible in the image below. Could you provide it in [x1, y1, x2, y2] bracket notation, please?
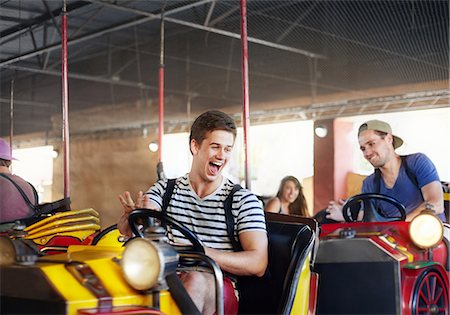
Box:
[238, 215, 316, 314]
[443, 181, 449, 222]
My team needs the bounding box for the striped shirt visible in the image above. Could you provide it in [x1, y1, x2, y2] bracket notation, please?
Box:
[145, 174, 266, 251]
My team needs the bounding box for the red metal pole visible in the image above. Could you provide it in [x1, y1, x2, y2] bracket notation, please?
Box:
[158, 68, 164, 162]
[62, 2, 70, 199]
[158, 11, 165, 164]
[9, 79, 14, 155]
[240, 0, 251, 189]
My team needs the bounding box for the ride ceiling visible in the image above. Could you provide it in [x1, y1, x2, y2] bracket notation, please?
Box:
[0, 0, 449, 137]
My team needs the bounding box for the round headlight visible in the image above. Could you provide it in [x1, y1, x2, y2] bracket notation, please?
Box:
[409, 211, 443, 249]
[121, 238, 161, 290]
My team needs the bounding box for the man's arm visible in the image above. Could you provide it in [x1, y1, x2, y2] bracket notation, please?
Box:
[204, 230, 268, 277]
[405, 181, 444, 221]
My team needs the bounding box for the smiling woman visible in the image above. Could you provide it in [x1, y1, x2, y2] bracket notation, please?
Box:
[264, 175, 309, 217]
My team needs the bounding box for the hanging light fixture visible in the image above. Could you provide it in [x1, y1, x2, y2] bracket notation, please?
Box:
[148, 142, 159, 152]
[314, 125, 328, 138]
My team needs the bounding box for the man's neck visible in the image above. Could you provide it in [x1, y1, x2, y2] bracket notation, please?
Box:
[189, 173, 223, 198]
[0, 166, 11, 174]
[379, 154, 401, 187]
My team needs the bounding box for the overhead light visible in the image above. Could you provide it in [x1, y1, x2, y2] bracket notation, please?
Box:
[314, 125, 328, 138]
[149, 142, 158, 152]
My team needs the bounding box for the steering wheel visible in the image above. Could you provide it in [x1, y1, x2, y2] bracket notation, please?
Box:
[128, 208, 204, 253]
[342, 193, 406, 222]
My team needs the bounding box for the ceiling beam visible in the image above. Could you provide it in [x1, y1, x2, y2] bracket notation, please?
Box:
[90, 0, 326, 59]
[0, 97, 55, 108]
[0, 0, 214, 67]
[204, 0, 216, 26]
[2, 64, 240, 104]
[0, 1, 90, 44]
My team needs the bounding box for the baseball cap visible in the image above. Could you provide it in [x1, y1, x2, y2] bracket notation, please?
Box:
[0, 138, 17, 161]
[358, 120, 403, 149]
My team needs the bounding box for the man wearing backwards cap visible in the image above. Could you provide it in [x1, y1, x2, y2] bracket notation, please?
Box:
[0, 138, 37, 222]
[326, 120, 445, 222]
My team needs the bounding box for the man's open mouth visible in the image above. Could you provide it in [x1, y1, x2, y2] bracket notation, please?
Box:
[209, 161, 223, 175]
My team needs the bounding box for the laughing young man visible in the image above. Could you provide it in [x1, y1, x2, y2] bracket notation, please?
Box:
[118, 110, 268, 315]
[326, 119, 445, 222]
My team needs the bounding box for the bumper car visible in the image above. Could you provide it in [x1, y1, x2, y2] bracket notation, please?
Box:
[1, 208, 104, 253]
[0, 209, 319, 315]
[314, 193, 449, 315]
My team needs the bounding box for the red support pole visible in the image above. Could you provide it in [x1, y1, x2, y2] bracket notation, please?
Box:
[158, 66, 164, 162]
[240, 0, 251, 189]
[158, 11, 165, 164]
[9, 79, 14, 155]
[61, 3, 70, 199]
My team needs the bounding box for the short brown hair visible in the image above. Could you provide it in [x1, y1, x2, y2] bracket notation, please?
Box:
[189, 111, 237, 146]
[373, 130, 395, 148]
[0, 159, 11, 167]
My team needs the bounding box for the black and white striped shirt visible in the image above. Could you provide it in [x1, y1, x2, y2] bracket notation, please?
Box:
[145, 174, 266, 251]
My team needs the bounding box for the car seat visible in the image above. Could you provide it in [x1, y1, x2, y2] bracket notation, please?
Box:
[442, 181, 449, 222]
[238, 214, 316, 314]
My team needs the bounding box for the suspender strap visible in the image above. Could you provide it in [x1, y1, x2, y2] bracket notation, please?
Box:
[224, 184, 243, 252]
[161, 179, 243, 251]
[373, 155, 419, 194]
[374, 169, 381, 194]
[400, 155, 419, 187]
[0, 173, 39, 215]
[162, 178, 177, 215]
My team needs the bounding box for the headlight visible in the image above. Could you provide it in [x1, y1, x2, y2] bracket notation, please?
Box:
[121, 238, 178, 291]
[409, 210, 443, 249]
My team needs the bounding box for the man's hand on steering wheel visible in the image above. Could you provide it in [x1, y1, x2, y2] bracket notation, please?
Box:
[342, 193, 406, 222]
[326, 199, 346, 222]
[128, 208, 205, 253]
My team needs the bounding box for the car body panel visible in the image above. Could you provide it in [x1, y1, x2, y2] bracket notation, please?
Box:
[1, 244, 181, 315]
[316, 220, 449, 315]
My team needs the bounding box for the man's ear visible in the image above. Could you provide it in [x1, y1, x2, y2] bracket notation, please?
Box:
[386, 133, 394, 146]
[190, 139, 199, 155]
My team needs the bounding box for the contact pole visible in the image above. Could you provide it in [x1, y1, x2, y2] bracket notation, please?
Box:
[158, 10, 165, 163]
[9, 78, 14, 153]
[240, 0, 251, 189]
[61, 1, 70, 198]
[156, 5, 166, 180]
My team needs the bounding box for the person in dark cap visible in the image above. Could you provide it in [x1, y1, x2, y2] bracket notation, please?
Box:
[0, 138, 37, 223]
[326, 119, 445, 222]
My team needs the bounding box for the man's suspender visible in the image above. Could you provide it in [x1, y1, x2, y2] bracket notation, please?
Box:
[373, 155, 419, 194]
[162, 178, 177, 215]
[224, 184, 243, 251]
[161, 178, 243, 251]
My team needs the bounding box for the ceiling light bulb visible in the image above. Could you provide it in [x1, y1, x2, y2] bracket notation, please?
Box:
[149, 142, 158, 152]
[315, 125, 328, 138]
